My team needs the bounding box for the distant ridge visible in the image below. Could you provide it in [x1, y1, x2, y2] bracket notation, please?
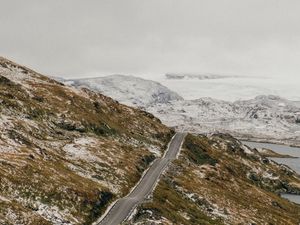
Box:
[165, 73, 240, 80]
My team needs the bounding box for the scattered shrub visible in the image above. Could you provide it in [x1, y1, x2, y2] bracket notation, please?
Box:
[184, 135, 218, 166]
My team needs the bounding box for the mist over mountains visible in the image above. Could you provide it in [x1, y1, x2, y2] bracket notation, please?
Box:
[64, 73, 300, 102]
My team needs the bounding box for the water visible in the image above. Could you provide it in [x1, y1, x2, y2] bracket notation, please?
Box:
[243, 141, 300, 174]
[281, 194, 300, 204]
[243, 141, 300, 204]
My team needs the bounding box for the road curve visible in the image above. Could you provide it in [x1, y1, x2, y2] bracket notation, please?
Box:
[97, 132, 186, 225]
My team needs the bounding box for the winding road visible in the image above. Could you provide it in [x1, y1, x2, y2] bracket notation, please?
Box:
[97, 132, 186, 225]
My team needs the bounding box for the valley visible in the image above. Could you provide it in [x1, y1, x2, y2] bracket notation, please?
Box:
[0, 57, 300, 225]
[3, 1, 300, 225]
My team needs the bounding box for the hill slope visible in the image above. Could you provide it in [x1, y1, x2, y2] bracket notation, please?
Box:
[0, 57, 174, 225]
[127, 134, 300, 225]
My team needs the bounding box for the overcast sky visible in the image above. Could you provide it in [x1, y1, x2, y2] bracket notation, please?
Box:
[1, 0, 300, 79]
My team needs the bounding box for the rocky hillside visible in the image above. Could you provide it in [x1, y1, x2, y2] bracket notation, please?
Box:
[127, 134, 300, 225]
[0, 57, 174, 225]
[65, 75, 183, 108]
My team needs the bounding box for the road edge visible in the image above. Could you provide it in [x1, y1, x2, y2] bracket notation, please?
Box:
[93, 133, 179, 225]
[121, 133, 186, 224]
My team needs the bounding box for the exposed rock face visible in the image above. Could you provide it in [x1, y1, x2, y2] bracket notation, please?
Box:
[0, 57, 174, 225]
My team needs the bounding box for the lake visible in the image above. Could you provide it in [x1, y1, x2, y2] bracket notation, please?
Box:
[243, 141, 300, 204]
[243, 141, 300, 174]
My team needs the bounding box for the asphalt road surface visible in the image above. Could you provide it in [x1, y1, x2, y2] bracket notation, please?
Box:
[97, 132, 186, 225]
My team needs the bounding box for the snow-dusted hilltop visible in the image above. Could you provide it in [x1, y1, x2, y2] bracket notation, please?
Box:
[66, 75, 183, 107]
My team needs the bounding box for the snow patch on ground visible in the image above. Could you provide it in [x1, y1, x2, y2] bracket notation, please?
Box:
[146, 145, 162, 157]
[0, 195, 10, 202]
[262, 171, 279, 180]
[0, 115, 22, 153]
[62, 137, 98, 161]
[241, 145, 254, 154]
[35, 202, 76, 225]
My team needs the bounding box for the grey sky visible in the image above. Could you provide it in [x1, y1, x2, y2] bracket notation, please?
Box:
[1, 0, 300, 78]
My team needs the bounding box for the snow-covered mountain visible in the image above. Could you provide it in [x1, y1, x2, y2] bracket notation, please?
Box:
[66, 75, 300, 145]
[65, 75, 183, 107]
[147, 95, 300, 145]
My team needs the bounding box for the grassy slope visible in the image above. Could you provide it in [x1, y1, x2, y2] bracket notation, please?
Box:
[130, 134, 300, 225]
